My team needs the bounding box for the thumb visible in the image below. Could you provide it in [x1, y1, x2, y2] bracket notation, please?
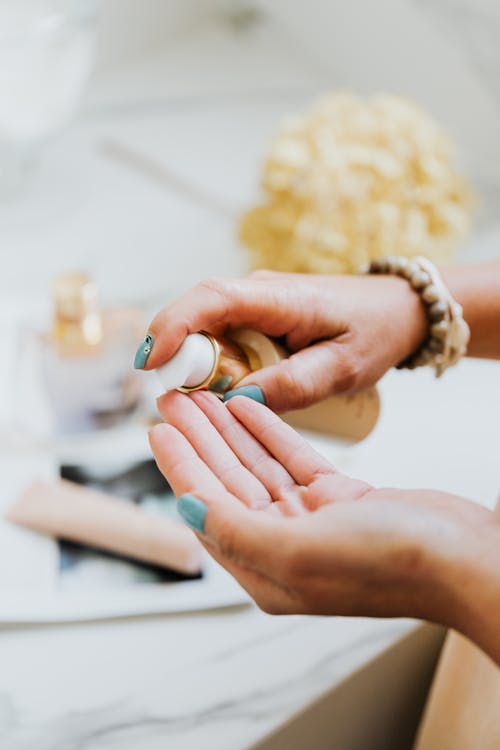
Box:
[177, 493, 284, 574]
[227, 339, 357, 413]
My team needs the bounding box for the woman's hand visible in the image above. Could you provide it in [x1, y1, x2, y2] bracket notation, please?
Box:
[150, 391, 500, 664]
[140, 271, 427, 412]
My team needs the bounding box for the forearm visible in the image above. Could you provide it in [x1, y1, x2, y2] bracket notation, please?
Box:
[460, 523, 500, 665]
[443, 261, 500, 359]
[435, 515, 500, 665]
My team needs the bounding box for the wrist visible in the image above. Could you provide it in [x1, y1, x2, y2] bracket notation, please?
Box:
[366, 257, 470, 375]
[440, 265, 472, 342]
[441, 261, 500, 360]
[377, 275, 429, 366]
[453, 519, 500, 663]
[386, 275, 428, 364]
[428, 510, 500, 662]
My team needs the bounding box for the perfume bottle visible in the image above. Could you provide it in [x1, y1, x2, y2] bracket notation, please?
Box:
[156, 329, 380, 442]
[155, 329, 282, 395]
[40, 273, 143, 435]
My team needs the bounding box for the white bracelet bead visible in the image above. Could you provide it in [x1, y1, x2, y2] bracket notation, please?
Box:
[428, 338, 445, 353]
[431, 320, 450, 339]
[428, 301, 448, 321]
[410, 270, 431, 290]
[362, 255, 470, 377]
[422, 285, 441, 304]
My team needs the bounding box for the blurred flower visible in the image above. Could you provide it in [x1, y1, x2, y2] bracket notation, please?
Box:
[240, 93, 474, 273]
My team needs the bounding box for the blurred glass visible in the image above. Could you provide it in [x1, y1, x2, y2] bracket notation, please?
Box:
[0, 0, 98, 196]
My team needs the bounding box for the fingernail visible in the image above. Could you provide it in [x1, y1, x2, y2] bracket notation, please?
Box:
[134, 333, 154, 369]
[223, 385, 266, 405]
[178, 494, 207, 533]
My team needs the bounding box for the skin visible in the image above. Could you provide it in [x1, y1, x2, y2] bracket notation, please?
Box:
[143, 261, 500, 413]
[144, 260, 500, 663]
[150, 391, 500, 665]
[144, 271, 428, 412]
[442, 260, 500, 359]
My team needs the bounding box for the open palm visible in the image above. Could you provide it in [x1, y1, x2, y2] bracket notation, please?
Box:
[150, 389, 496, 647]
[152, 389, 374, 517]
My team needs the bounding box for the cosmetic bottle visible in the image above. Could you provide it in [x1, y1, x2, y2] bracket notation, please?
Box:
[157, 329, 380, 441]
[40, 273, 144, 434]
[156, 329, 284, 395]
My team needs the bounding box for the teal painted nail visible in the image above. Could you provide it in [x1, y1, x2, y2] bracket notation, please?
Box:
[134, 333, 154, 369]
[177, 494, 207, 533]
[223, 385, 266, 405]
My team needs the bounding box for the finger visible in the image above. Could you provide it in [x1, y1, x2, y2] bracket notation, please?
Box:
[249, 269, 325, 283]
[305, 473, 373, 510]
[149, 423, 229, 500]
[178, 491, 292, 579]
[149, 422, 218, 494]
[149, 424, 293, 596]
[273, 486, 309, 516]
[234, 339, 358, 413]
[226, 396, 335, 486]
[143, 277, 314, 370]
[190, 390, 296, 500]
[158, 391, 271, 509]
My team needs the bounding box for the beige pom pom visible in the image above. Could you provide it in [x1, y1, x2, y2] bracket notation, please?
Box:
[239, 93, 475, 274]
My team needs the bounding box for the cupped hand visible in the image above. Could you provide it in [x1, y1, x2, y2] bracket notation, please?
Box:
[141, 271, 427, 412]
[149, 390, 499, 651]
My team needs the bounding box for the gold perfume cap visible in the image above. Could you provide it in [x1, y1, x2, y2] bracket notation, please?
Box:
[52, 273, 103, 352]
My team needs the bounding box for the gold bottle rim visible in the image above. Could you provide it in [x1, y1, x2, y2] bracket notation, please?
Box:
[176, 332, 221, 393]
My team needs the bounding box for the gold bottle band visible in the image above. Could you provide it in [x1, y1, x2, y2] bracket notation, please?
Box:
[177, 333, 221, 393]
[177, 332, 254, 394]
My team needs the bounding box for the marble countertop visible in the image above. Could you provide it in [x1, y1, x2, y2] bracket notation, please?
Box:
[0, 610, 420, 750]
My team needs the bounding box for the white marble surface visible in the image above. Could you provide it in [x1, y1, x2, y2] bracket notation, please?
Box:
[0, 611, 420, 750]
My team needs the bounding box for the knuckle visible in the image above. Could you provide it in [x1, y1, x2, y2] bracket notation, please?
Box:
[330, 347, 363, 393]
[275, 363, 312, 410]
[195, 277, 232, 322]
[197, 276, 229, 296]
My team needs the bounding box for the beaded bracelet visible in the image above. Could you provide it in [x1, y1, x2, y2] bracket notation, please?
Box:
[363, 255, 470, 377]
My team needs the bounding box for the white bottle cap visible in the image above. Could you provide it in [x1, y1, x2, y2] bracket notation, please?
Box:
[156, 333, 217, 393]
